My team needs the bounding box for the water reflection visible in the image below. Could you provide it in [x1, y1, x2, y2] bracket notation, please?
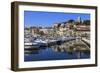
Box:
[24, 39, 90, 61]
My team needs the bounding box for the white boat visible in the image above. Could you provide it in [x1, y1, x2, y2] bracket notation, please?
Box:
[24, 42, 33, 46]
[34, 39, 47, 44]
[33, 39, 48, 47]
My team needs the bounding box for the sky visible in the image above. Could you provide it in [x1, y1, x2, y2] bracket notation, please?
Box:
[24, 11, 90, 27]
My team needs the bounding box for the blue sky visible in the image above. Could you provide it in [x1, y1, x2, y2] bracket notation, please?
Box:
[24, 11, 90, 27]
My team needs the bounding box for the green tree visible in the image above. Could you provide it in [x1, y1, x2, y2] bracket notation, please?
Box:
[67, 19, 75, 23]
[83, 20, 90, 25]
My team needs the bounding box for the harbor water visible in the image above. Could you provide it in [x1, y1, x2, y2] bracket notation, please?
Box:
[24, 39, 90, 61]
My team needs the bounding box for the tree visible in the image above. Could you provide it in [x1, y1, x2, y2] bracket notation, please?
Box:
[83, 20, 90, 25]
[67, 19, 75, 23]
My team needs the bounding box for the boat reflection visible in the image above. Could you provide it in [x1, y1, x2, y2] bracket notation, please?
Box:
[24, 39, 90, 60]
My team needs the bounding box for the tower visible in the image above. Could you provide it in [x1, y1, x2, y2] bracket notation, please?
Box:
[77, 16, 81, 23]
